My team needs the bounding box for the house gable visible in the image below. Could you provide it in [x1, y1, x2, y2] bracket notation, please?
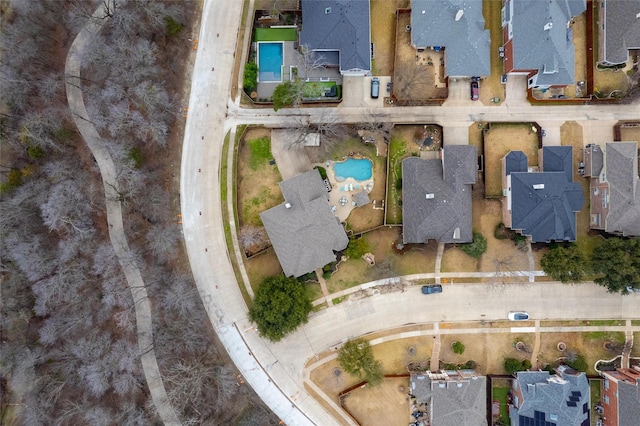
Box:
[411, 0, 491, 77]
[299, 0, 372, 75]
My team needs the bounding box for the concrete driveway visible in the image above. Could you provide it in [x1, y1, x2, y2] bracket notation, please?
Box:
[341, 75, 392, 108]
[270, 129, 312, 180]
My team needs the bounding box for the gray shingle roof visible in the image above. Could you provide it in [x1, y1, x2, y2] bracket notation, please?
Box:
[604, 142, 640, 236]
[411, 0, 491, 77]
[511, 369, 590, 426]
[602, 0, 640, 65]
[260, 169, 348, 277]
[410, 372, 487, 426]
[589, 145, 604, 177]
[402, 145, 477, 244]
[510, 0, 586, 86]
[505, 147, 584, 242]
[299, 0, 371, 74]
[618, 378, 640, 426]
[543, 145, 573, 181]
[353, 190, 370, 207]
[506, 151, 529, 175]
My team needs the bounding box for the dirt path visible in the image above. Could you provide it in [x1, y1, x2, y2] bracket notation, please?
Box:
[65, 2, 179, 424]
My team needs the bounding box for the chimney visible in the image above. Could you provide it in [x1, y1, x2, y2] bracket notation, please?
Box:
[455, 9, 464, 21]
[533, 184, 545, 190]
[426, 193, 435, 199]
[544, 22, 553, 31]
[285, 202, 292, 209]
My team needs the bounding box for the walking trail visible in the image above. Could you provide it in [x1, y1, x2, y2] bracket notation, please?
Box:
[65, 1, 179, 424]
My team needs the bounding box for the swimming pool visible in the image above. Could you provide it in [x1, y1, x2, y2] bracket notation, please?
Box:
[333, 158, 373, 182]
[257, 42, 283, 82]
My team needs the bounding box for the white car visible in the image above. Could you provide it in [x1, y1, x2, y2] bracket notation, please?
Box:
[508, 311, 529, 321]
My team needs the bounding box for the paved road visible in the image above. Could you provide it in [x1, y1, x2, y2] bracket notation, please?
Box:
[65, 1, 179, 424]
[184, 2, 640, 424]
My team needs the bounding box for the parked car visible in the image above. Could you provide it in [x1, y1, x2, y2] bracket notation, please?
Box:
[626, 286, 640, 293]
[371, 77, 380, 99]
[508, 311, 529, 321]
[470, 80, 479, 101]
[421, 284, 442, 295]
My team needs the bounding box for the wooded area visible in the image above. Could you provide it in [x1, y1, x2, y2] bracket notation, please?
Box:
[0, 1, 276, 424]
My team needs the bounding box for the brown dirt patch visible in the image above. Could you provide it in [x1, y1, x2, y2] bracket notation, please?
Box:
[244, 249, 283, 290]
[474, 198, 530, 275]
[372, 336, 434, 373]
[441, 246, 478, 273]
[620, 125, 640, 144]
[342, 377, 411, 426]
[393, 11, 448, 103]
[536, 332, 621, 374]
[237, 127, 284, 227]
[325, 227, 438, 293]
[370, 0, 406, 76]
[484, 123, 540, 197]
[480, 0, 507, 105]
[594, 69, 631, 96]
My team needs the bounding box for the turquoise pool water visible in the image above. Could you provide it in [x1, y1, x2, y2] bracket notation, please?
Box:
[258, 42, 283, 82]
[333, 158, 373, 182]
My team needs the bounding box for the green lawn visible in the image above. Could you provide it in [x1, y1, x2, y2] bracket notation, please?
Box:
[303, 81, 340, 99]
[590, 379, 601, 426]
[492, 387, 510, 423]
[247, 137, 272, 170]
[386, 137, 408, 224]
[254, 27, 297, 41]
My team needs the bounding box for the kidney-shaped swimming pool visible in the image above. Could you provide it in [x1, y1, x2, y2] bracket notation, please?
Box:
[333, 158, 373, 182]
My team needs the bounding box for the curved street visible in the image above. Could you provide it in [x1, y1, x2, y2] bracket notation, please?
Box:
[182, 1, 640, 424]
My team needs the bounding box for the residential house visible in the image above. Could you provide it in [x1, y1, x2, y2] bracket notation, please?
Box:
[501, 0, 586, 88]
[600, 367, 640, 426]
[583, 141, 640, 236]
[411, 0, 491, 77]
[402, 145, 477, 244]
[509, 367, 590, 426]
[299, 0, 371, 75]
[260, 169, 348, 277]
[410, 370, 487, 426]
[598, 0, 640, 66]
[502, 146, 584, 243]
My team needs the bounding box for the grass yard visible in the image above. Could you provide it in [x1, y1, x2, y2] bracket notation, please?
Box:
[620, 125, 640, 144]
[253, 27, 297, 42]
[483, 123, 540, 197]
[237, 128, 284, 227]
[492, 386, 510, 423]
[536, 332, 618, 375]
[590, 379, 601, 426]
[341, 377, 411, 426]
[560, 121, 604, 262]
[303, 81, 340, 99]
[324, 227, 437, 294]
[386, 127, 422, 224]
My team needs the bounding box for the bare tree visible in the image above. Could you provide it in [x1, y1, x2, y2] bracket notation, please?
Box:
[239, 225, 269, 252]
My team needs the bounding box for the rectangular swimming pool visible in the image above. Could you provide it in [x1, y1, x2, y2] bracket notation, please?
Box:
[257, 42, 283, 83]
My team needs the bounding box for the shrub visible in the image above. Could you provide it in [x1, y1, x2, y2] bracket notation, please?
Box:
[27, 145, 45, 159]
[504, 358, 524, 375]
[128, 147, 143, 168]
[452, 341, 465, 355]
[243, 62, 258, 93]
[395, 178, 402, 190]
[345, 237, 369, 260]
[522, 359, 532, 370]
[460, 232, 487, 259]
[314, 166, 327, 180]
[163, 16, 184, 36]
[0, 169, 23, 193]
[567, 355, 588, 372]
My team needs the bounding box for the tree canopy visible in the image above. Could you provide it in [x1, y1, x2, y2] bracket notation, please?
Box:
[540, 243, 588, 283]
[591, 238, 640, 293]
[248, 276, 312, 342]
[460, 232, 487, 259]
[337, 339, 384, 386]
[344, 237, 369, 260]
[272, 80, 304, 111]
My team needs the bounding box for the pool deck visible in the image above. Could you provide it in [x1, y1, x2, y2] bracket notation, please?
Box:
[321, 160, 375, 222]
